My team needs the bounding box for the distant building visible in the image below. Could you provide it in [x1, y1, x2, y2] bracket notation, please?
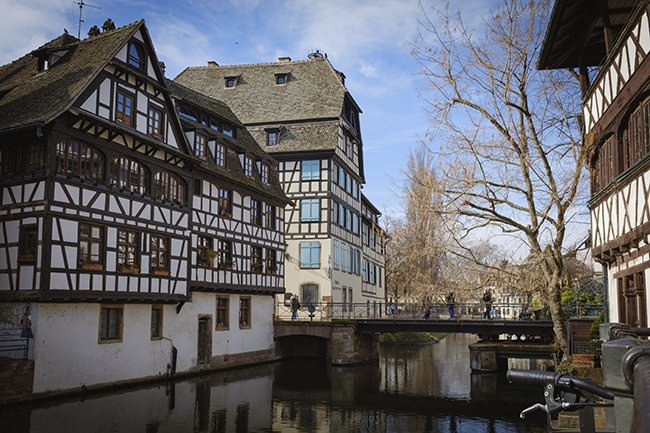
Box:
[0, 20, 290, 399]
[175, 55, 386, 312]
[540, 0, 649, 327]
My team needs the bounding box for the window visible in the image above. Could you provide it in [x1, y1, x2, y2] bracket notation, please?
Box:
[300, 242, 320, 268]
[197, 235, 212, 267]
[195, 133, 207, 160]
[110, 156, 149, 194]
[351, 247, 357, 274]
[302, 160, 320, 180]
[194, 178, 202, 195]
[215, 143, 226, 168]
[178, 106, 197, 121]
[116, 90, 133, 127]
[251, 246, 263, 273]
[216, 297, 229, 329]
[345, 209, 351, 231]
[154, 171, 186, 203]
[117, 230, 139, 271]
[3, 141, 44, 176]
[19, 225, 37, 261]
[148, 107, 163, 139]
[128, 42, 145, 69]
[222, 122, 234, 138]
[225, 77, 237, 88]
[267, 131, 278, 146]
[341, 243, 348, 272]
[266, 248, 277, 273]
[218, 239, 232, 268]
[100, 306, 122, 342]
[301, 284, 318, 305]
[301, 199, 319, 222]
[151, 306, 163, 339]
[333, 240, 339, 270]
[264, 204, 276, 229]
[244, 156, 254, 179]
[218, 188, 232, 216]
[55, 140, 104, 180]
[151, 235, 169, 272]
[338, 167, 344, 187]
[275, 73, 287, 85]
[251, 199, 262, 225]
[239, 297, 251, 328]
[261, 163, 269, 184]
[80, 223, 103, 266]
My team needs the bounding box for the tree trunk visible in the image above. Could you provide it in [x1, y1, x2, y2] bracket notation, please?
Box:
[547, 280, 568, 357]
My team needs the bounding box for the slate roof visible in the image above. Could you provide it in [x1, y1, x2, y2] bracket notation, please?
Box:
[248, 122, 341, 153]
[174, 57, 350, 125]
[0, 21, 143, 132]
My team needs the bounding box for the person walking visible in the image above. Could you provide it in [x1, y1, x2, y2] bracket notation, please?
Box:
[482, 290, 492, 319]
[532, 294, 542, 321]
[446, 292, 455, 319]
[291, 295, 301, 321]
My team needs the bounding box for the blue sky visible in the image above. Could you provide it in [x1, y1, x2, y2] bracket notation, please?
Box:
[0, 0, 497, 220]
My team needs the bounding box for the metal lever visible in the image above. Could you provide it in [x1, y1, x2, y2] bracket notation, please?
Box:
[520, 403, 547, 419]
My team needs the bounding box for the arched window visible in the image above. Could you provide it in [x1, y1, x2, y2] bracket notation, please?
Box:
[111, 156, 149, 194]
[55, 140, 104, 181]
[128, 42, 145, 70]
[154, 170, 186, 203]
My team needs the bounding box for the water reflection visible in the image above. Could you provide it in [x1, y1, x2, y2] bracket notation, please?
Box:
[0, 334, 547, 432]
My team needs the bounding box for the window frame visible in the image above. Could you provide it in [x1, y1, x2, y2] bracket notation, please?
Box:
[275, 74, 287, 85]
[151, 305, 163, 340]
[300, 242, 320, 269]
[225, 77, 237, 88]
[239, 297, 251, 328]
[127, 42, 145, 70]
[151, 235, 169, 272]
[154, 170, 186, 203]
[197, 235, 212, 267]
[215, 143, 226, 168]
[80, 223, 103, 266]
[55, 140, 104, 181]
[250, 199, 262, 226]
[117, 229, 139, 271]
[110, 156, 149, 194]
[19, 224, 38, 262]
[264, 204, 276, 229]
[261, 163, 269, 184]
[218, 188, 232, 216]
[244, 155, 254, 179]
[148, 106, 163, 139]
[302, 160, 320, 181]
[266, 131, 278, 146]
[195, 133, 207, 160]
[99, 305, 123, 343]
[116, 90, 134, 127]
[266, 248, 277, 273]
[301, 284, 319, 306]
[216, 296, 230, 329]
[217, 239, 232, 268]
[300, 198, 320, 222]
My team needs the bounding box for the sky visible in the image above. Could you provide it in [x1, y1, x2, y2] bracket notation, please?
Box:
[0, 0, 500, 221]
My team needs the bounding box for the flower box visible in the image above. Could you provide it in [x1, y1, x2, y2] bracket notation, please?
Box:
[81, 263, 103, 271]
[152, 269, 169, 276]
[119, 267, 139, 274]
[18, 254, 35, 262]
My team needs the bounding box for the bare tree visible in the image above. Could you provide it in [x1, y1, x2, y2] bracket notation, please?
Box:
[411, 0, 588, 355]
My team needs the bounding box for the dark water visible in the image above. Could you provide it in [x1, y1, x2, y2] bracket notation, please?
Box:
[1, 333, 548, 432]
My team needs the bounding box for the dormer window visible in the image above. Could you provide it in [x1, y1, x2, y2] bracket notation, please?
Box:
[225, 77, 237, 88]
[266, 128, 279, 146]
[128, 42, 145, 70]
[275, 73, 287, 85]
[244, 156, 254, 179]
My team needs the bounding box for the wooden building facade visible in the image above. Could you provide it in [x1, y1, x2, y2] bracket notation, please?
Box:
[0, 20, 290, 398]
[540, 0, 650, 327]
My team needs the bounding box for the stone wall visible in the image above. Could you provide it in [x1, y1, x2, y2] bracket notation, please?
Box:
[0, 360, 34, 404]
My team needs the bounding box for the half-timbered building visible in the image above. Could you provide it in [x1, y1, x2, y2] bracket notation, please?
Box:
[0, 19, 290, 398]
[175, 54, 386, 311]
[540, 0, 650, 327]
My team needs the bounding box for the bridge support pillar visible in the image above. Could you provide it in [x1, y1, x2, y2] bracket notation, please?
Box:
[469, 344, 498, 372]
[331, 325, 378, 365]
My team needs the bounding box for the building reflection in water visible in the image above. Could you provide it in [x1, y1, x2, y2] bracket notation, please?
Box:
[0, 333, 546, 433]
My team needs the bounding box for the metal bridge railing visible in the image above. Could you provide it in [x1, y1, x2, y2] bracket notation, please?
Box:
[0, 329, 30, 360]
[275, 301, 577, 322]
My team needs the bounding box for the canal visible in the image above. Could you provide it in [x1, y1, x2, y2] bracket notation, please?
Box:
[1, 334, 548, 432]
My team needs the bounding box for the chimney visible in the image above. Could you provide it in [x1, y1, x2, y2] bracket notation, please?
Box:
[208, 61, 219, 67]
[278, 57, 291, 63]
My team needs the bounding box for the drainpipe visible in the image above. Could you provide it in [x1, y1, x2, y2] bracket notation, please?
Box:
[602, 264, 609, 323]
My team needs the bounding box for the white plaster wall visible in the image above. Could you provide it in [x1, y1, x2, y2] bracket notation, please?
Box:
[30, 294, 276, 393]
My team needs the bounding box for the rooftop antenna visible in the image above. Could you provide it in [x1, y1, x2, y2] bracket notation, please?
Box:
[75, 0, 100, 39]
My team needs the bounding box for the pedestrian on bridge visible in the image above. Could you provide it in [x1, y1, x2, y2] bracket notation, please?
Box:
[446, 292, 455, 319]
[291, 295, 301, 321]
[532, 294, 542, 321]
[482, 290, 492, 319]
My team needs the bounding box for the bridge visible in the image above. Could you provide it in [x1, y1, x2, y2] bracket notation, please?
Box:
[274, 301, 557, 369]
